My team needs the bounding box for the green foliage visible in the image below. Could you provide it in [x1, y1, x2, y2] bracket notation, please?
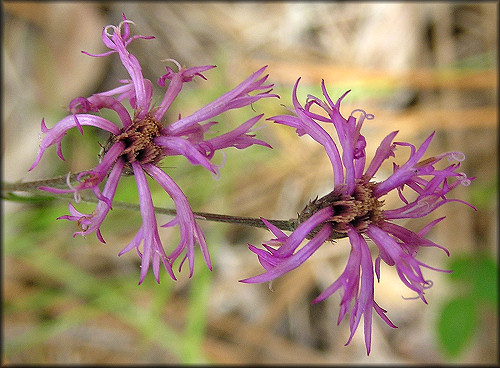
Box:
[4, 198, 218, 362]
[437, 296, 477, 357]
[436, 252, 498, 358]
[181, 252, 213, 363]
[2, 192, 56, 204]
[447, 51, 496, 70]
[468, 177, 497, 211]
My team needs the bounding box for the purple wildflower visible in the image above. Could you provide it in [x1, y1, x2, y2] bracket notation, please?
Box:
[240, 78, 476, 354]
[29, 14, 276, 284]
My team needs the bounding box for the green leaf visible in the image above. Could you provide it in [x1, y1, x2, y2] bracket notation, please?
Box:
[447, 253, 498, 306]
[468, 177, 497, 211]
[448, 255, 471, 282]
[437, 296, 477, 357]
[470, 256, 498, 306]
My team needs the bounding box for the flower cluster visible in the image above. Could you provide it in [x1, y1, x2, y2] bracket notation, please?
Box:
[240, 79, 476, 354]
[28, 13, 476, 356]
[29, 14, 277, 284]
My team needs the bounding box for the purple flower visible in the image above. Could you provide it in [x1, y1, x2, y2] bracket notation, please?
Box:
[240, 78, 476, 354]
[29, 14, 276, 284]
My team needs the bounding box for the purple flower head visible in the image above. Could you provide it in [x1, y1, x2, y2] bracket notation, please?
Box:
[29, 14, 277, 284]
[240, 78, 476, 354]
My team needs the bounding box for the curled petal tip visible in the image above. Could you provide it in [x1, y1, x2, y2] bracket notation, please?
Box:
[28, 156, 41, 172]
[40, 118, 49, 133]
[96, 229, 106, 244]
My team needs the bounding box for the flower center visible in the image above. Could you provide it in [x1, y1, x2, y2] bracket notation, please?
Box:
[297, 180, 384, 240]
[113, 117, 164, 173]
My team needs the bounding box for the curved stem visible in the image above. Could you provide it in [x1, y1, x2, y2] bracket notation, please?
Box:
[2, 174, 297, 232]
[3, 173, 81, 191]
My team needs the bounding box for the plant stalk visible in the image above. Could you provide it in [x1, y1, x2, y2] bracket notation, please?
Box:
[2, 174, 296, 232]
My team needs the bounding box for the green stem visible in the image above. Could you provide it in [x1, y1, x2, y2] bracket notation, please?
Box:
[2, 174, 296, 232]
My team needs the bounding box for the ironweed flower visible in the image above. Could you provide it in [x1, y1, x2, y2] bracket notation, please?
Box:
[240, 79, 476, 354]
[29, 14, 276, 284]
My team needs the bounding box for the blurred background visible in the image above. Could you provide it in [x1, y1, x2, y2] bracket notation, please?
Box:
[2, 2, 497, 364]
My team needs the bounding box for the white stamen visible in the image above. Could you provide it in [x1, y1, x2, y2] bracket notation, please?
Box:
[458, 172, 471, 186]
[268, 280, 275, 292]
[104, 25, 118, 38]
[211, 151, 226, 181]
[350, 109, 374, 120]
[449, 151, 465, 162]
[65, 172, 81, 203]
[161, 58, 182, 71]
[104, 20, 134, 38]
[118, 19, 135, 29]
